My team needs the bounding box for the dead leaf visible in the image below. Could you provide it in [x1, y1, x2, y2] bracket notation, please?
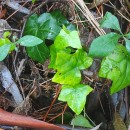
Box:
[113, 112, 127, 130]
[0, 8, 7, 18]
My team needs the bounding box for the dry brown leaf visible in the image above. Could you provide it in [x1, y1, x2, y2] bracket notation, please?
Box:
[0, 8, 7, 18]
[113, 112, 127, 130]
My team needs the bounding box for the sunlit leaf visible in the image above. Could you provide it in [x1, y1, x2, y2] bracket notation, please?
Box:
[99, 45, 130, 94]
[52, 50, 93, 85]
[49, 28, 82, 68]
[59, 84, 93, 115]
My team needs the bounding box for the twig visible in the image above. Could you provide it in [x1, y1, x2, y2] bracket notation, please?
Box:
[6, 1, 29, 20]
[24, 0, 49, 19]
[48, 104, 68, 123]
[43, 86, 61, 121]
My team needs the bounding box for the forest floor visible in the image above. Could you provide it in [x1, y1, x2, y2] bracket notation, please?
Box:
[0, 0, 130, 130]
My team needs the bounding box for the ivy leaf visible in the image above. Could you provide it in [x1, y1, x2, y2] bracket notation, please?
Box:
[51, 10, 76, 31]
[52, 49, 93, 85]
[51, 10, 69, 26]
[26, 42, 49, 63]
[58, 84, 93, 115]
[89, 33, 121, 58]
[18, 35, 43, 47]
[49, 28, 82, 68]
[23, 14, 50, 63]
[24, 13, 61, 40]
[99, 45, 130, 94]
[71, 115, 93, 128]
[0, 44, 11, 61]
[54, 28, 82, 50]
[125, 38, 130, 55]
[100, 12, 121, 32]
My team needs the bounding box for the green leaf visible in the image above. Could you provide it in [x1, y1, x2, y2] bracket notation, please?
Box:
[49, 28, 82, 68]
[32, 0, 36, 3]
[52, 49, 93, 85]
[125, 38, 130, 55]
[100, 12, 121, 32]
[24, 13, 61, 40]
[0, 37, 15, 52]
[58, 84, 93, 115]
[18, 35, 43, 47]
[3, 31, 11, 38]
[0, 44, 11, 61]
[51, 10, 69, 26]
[89, 33, 121, 58]
[99, 45, 130, 94]
[48, 44, 58, 68]
[26, 42, 49, 63]
[54, 28, 82, 50]
[71, 115, 93, 128]
[125, 32, 130, 39]
[0, 38, 11, 46]
[51, 10, 76, 31]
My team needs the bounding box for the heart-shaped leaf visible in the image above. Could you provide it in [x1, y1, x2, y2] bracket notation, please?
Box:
[99, 45, 130, 94]
[26, 42, 49, 63]
[58, 84, 93, 115]
[49, 28, 82, 68]
[100, 12, 121, 32]
[52, 49, 93, 85]
[89, 33, 121, 58]
[71, 115, 93, 128]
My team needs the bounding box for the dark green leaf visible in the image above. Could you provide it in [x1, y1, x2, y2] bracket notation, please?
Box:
[89, 33, 121, 58]
[0, 44, 11, 61]
[100, 12, 121, 32]
[50, 10, 69, 26]
[26, 42, 49, 63]
[52, 49, 93, 85]
[59, 84, 93, 115]
[99, 45, 130, 94]
[71, 115, 93, 128]
[51, 10, 76, 31]
[24, 13, 61, 40]
[18, 35, 43, 47]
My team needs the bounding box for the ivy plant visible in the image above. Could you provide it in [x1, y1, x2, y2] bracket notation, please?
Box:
[0, 32, 42, 61]
[49, 27, 93, 115]
[89, 12, 130, 94]
[1, 11, 130, 117]
[24, 10, 75, 63]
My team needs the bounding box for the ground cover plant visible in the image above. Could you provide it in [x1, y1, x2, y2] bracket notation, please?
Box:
[0, 0, 130, 130]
